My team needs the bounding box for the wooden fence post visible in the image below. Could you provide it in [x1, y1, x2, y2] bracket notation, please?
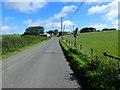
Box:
[71, 42, 73, 47]
[74, 37, 77, 48]
[91, 48, 93, 54]
[118, 62, 120, 79]
[69, 42, 71, 46]
[69, 41, 70, 45]
[80, 45, 82, 51]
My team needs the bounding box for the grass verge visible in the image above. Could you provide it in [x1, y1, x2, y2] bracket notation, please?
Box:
[59, 40, 120, 89]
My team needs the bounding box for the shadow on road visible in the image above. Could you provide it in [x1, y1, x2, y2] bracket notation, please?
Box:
[41, 52, 63, 55]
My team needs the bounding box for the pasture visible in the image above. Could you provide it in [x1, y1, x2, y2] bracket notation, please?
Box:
[64, 30, 118, 57]
[60, 30, 119, 89]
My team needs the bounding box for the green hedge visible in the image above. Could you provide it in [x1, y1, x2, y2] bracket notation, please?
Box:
[2, 35, 51, 56]
[59, 40, 120, 89]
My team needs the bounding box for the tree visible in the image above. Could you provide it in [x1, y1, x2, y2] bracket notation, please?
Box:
[53, 29, 58, 35]
[102, 28, 116, 31]
[80, 27, 96, 33]
[47, 30, 54, 35]
[109, 28, 116, 30]
[47, 29, 58, 35]
[23, 26, 44, 36]
[102, 28, 109, 31]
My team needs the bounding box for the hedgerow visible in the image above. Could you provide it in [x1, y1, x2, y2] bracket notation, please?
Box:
[2, 35, 51, 56]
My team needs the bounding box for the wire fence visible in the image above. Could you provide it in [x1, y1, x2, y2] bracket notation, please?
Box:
[60, 37, 120, 61]
[60, 37, 120, 88]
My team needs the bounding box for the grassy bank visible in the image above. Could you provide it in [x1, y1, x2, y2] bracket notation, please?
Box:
[59, 40, 119, 89]
[1, 35, 52, 59]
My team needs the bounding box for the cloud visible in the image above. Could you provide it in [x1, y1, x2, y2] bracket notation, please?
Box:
[3, 0, 112, 2]
[50, 5, 77, 20]
[44, 20, 74, 29]
[53, 22, 61, 28]
[1, 26, 19, 32]
[23, 19, 32, 25]
[3, 0, 46, 2]
[62, 5, 77, 13]
[23, 5, 77, 28]
[111, 19, 120, 30]
[90, 24, 107, 29]
[63, 20, 74, 26]
[23, 19, 45, 27]
[0, 22, 2, 26]
[44, 5, 77, 28]
[5, 17, 15, 21]
[44, 22, 53, 28]
[53, 20, 74, 28]
[111, 20, 118, 25]
[5, 1, 47, 13]
[88, 0, 118, 21]
[60, 0, 111, 2]
[86, 0, 111, 2]
[111, 25, 118, 29]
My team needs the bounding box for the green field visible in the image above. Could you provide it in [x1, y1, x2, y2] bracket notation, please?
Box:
[64, 31, 118, 57]
[60, 31, 119, 89]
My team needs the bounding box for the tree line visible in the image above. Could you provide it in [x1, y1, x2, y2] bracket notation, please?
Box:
[22, 26, 116, 36]
[80, 27, 116, 33]
[22, 26, 58, 36]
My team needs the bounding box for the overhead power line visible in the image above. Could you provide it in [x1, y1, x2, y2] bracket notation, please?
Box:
[69, 0, 85, 20]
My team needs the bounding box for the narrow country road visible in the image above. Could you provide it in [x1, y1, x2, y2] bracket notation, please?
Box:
[2, 37, 81, 88]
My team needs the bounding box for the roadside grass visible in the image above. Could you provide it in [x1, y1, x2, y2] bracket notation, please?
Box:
[64, 30, 118, 57]
[59, 40, 119, 89]
[1, 35, 53, 59]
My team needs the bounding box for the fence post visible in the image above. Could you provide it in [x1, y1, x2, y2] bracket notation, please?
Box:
[74, 37, 77, 48]
[91, 48, 93, 54]
[69, 41, 71, 46]
[80, 45, 82, 51]
[69, 41, 70, 45]
[118, 62, 120, 79]
[71, 42, 73, 47]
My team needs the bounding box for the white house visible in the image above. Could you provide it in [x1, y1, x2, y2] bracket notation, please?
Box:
[40, 32, 50, 37]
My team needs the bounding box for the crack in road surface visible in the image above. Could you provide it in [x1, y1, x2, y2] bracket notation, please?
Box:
[2, 37, 82, 88]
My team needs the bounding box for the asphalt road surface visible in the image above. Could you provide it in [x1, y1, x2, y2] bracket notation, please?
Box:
[2, 37, 82, 88]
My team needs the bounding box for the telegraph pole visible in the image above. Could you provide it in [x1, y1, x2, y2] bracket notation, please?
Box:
[63, 25, 65, 33]
[73, 24, 74, 33]
[61, 17, 63, 36]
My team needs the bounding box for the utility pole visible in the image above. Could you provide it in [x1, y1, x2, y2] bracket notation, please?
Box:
[74, 27, 79, 48]
[61, 17, 63, 36]
[63, 25, 65, 33]
[73, 24, 74, 33]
